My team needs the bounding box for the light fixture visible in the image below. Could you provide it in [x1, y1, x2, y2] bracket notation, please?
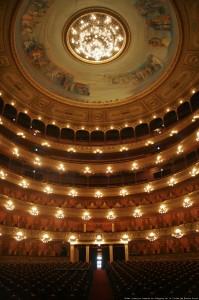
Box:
[107, 211, 116, 220]
[168, 177, 177, 186]
[58, 163, 65, 171]
[170, 130, 178, 136]
[133, 208, 142, 218]
[82, 211, 91, 220]
[13, 148, 19, 157]
[84, 166, 91, 174]
[68, 148, 76, 153]
[120, 147, 128, 152]
[55, 209, 64, 219]
[95, 190, 103, 198]
[120, 188, 128, 197]
[146, 232, 157, 241]
[15, 231, 26, 241]
[189, 167, 198, 177]
[69, 189, 78, 197]
[41, 142, 50, 147]
[196, 131, 199, 141]
[155, 155, 163, 164]
[94, 149, 102, 154]
[95, 234, 103, 246]
[68, 235, 77, 244]
[33, 157, 41, 166]
[41, 233, 52, 243]
[17, 132, 26, 138]
[172, 228, 183, 238]
[106, 166, 113, 174]
[177, 145, 183, 154]
[19, 180, 29, 189]
[144, 184, 152, 193]
[65, 9, 128, 64]
[29, 206, 39, 216]
[0, 118, 2, 125]
[44, 186, 53, 194]
[5, 200, 14, 210]
[158, 203, 168, 214]
[182, 197, 193, 208]
[145, 140, 154, 146]
[131, 162, 138, 171]
[120, 234, 130, 244]
[0, 170, 7, 179]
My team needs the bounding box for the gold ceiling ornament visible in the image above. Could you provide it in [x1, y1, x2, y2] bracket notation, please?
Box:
[29, 206, 39, 216]
[146, 232, 157, 241]
[69, 189, 78, 197]
[19, 179, 29, 189]
[182, 197, 193, 208]
[120, 188, 128, 197]
[0, 170, 7, 179]
[5, 200, 14, 210]
[107, 211, 116, 220]
[55, 209, 64, 219]
[44, 186, 53, 194]
[82, 211, 91, 220]
[15, 231, 26, 241]
[41, 233, 52, 243]
[64, 8, 129, 64]
[158, 203, 168, 214]
[172, 228, 184, 238]
[95, 190, 103, 198]
[133, 208, 142, 218]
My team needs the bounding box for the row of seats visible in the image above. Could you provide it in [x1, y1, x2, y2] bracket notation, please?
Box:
[0, 261, 92, 299]
[107, 259, 199, 298]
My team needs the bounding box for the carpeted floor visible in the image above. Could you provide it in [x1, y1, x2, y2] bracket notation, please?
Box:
[89, 269, 115, 300]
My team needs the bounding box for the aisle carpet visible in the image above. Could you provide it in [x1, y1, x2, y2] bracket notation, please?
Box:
[88, 269, 115, 300]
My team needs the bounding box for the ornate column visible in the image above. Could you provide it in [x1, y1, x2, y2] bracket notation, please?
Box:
[112, 223, 115, 232]
[124, 244, 129, 261]
[83, 223, 86, 232]
[86, 245, 89, 263]
[70, 244, 75, 262]
[109, 244, 113, 262]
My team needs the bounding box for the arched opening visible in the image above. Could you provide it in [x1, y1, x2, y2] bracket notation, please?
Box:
[121, 127, 135, 140]
[46, 124, 60, 138]
[177, 102, 191, 120]
[163, 111, 178, 127]
[76, 130, 89, 142]
[149, 118, 163, 133]
[32, 119, 45, 134]
[135, 123, 149, 138]
[3, 104, 17, 122]
[17, 112, 31, 129]
[0, 97, 4, 114]
[60, 128, 75, 140]
[106, 130, 120, 141]
[190, 91, 199, 111]
[91, 130, 105, 142]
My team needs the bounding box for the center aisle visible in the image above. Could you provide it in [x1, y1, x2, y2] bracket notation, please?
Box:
[89, 269, 115, 300]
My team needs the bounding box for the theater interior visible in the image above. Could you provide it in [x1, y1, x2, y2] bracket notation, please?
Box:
[0, 0, 199, 299]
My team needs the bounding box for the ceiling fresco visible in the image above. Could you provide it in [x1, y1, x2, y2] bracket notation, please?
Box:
[14, 0, 180, 104]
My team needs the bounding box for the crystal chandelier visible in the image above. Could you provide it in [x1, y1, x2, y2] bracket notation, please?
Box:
[95, 234, 103, 246]
[44, 186, 53, 194]
[68, 235, 77, 244]
[15, 231, 26, 241]
[182, 197, 193, 208]
[55, 209, 64, 219]
[168, 177, 177, 186]
[158, 203, 168, 214]
[177, 145, 183, 154]
[106, 166, 113, 174]
[189, 167, 198, 177]
[131, 162, 138, 171]
[120, 188, 128, 197]
[69, 189, 78, 197]
[0, 170, 7, 179]
[34, 157, 41, 166]
[146, 232, 157, 241]
[5, 200, 14, 210]
[13, 148, 19, 157]
[120, 234, 130, 244]
[95, 190, 102, 198]
[94, 149, 102, 154]
[19, 180, 29, 188]
[133, 208, 142, 218]
[82, 211, 91, 220]
[155, 155, 163, 164]
[107, 211, 116, 220]
[41, 233, 52, 243]
[144, 184, 152, 193]
[58, 163, 65, 171]
[29, 206, 39, 216]
[65, 9, 128, 64]
[120, 147, 128, 152]
[172, 228, 183, 238]
[84, 166, 91, 174]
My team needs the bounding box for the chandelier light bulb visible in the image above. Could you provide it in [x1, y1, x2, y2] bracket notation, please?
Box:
[189, 167, 198, 177]
[144, 184, 152, 193]
[0, 170, 7, 179]
[120, 188, 128, 197]
[131, 162, 138, 171]
[5, 200, 14, 210]
[15, 231, 26, 241]
[172, 228, 183, 238]
[44, 186, 53, 194]
[56, 209, 64, 219]
[41, 233, 52, 243]
[95, 190, 102, 198]
[107, 211, 116, 220]
[146, 232, 157, 241]
[19, 180, 29, 189]
[158, 204, 168, 214]
[82, 211, 91, 220]
[182, 197, 193, 208]
[69, 189, 78, 197]
[29, 206, 39, 216]
[168, 177, 177, 186]
[133, 208, 142, 218]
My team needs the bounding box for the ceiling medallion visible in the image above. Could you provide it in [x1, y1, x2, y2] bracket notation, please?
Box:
[64, 8, 129, 64]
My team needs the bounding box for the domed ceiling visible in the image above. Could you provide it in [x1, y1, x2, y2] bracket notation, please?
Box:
[14, 0, 180, 104]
